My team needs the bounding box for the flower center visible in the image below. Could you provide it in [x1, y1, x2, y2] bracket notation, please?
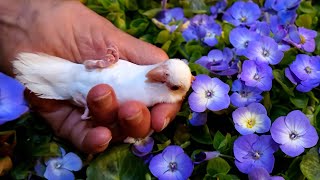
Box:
[240, 16, 247, 23]
[205, 90, 214, 98]
[206, 32, 213, 37]
[244, 41, 249, 48]
[304, 66, 312, 74]
[300, 35, 306, 44]
[262, 49, 270, 57]
[168, 162, 178, 172]
[253, 73, 261, 81]
[246, 118, 256, 128]
[54, 162, 63, 169]
[252, 151, 262, 160]
[289, 132, 299, 140]
[240, 91, 248, 97]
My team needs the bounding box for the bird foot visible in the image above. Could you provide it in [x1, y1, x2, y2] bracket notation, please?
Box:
[72, 93, 91, 120]
[84, 45, 119, 70]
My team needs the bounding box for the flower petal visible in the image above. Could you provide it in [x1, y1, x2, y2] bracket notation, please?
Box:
[162, 145, 184, 163]
[270, 116, 291, 145]
[62, 153, 82, 171]
[44, 165, 75, 180]
[279, 140, 305, 157]
[149, 154, 169, 177]
[188, 92, 207, 112]
[175, 153, 194, 179]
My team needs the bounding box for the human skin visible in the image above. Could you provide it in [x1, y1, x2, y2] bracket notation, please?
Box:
[0, 0, 181, 153]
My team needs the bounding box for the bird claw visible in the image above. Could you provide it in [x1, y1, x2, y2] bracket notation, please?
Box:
[84, 45, 119, 70]
[72, 93, 91, 120]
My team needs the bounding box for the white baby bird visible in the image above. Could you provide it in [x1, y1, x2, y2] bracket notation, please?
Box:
[13, 52, 193, 119]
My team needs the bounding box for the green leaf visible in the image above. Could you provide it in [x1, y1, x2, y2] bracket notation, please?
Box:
[263, 91, 272, 114]
[273, 69, 295, 96]
[185, 41, 208, 57]
[279, 48, 297, 67]
[300, 148, 320, 179]
[221, 23, 234, 45]
[314, 34, 320, 55]
[296, 14, 313, 29]
[127, 18, 149, 36]
[213, 131, 232, 153]
[155, 30, 171, 44]
[189, 63, 210, 75]
[290, 93, 309, 109]
[161, 40, 172, 52]
[124, 0, 138, 11]
[207, 157, 230, 176]
[191, 125, 213, 145]
[173, 124, 191, 145]
[298, 1, 317, 15]
[285, 157, 304, 180]
[142, 8, 162, 18]
[32, 142, 60, 157]
[87, 145, 148, 180]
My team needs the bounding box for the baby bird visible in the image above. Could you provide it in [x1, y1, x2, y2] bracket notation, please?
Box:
[13, 52, 193, 119]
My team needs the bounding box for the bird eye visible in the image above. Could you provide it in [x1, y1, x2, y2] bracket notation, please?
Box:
[170, 85, 180, 91]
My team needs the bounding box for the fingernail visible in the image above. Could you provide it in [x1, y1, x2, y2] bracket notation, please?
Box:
[93, 90, 113, 109]
[93, 89, 111, 102]
[125, 109, 142, 123]
[160, 117, 170, 131]
[99, 136, 112, 148]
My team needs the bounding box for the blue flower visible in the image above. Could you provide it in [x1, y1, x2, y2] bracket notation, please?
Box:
[229, 27, 259, 56]
[232, 103, 271, 135]
[149, 145, 194, 180]
[250, 21, 270, 37]
[0, 72, 29, 125]
[188, 74, 230, 112]
[239, 60, 273, 91]
[234, 134, 279, 174]
[210, 0, 227, 18]
[230, 79, 263, 108]
[124, 133, 154, 157]
[245, 36, 284, 65]
[270, 110, 318, 157]
[155, 7, 186, 32]
[196, 48, 238, 75]
[189, 112, 207, 126]
[248, 167, 284, 180]
[223, 1, 261, 26]
[285, 27, 317, 53]
[285, 54, 320, 92]
[44, 148, 82, 180]
[193, 151, 220, 164]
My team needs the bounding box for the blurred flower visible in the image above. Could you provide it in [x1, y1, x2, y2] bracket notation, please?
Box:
[270, 110, 318, 157]
[264, 0, 300, 25]
[232, 103, 271, 135]
[149, 145, 194, 180]
[248, 167, 284, 180]
[44, 147, 82, 180]
[285, 54, 320, 92]
[193, 151, 220, 164]
[0, 72, 29, 125]
[189, 112, 207, 126]
[223, 1, 261, 26]
[234, 134, 278, 174]
[196, 48, 238, 76]
[182, 14, 221, 47]
[245, 36, 284, 65]
[188, 74, 230, 112]
[210, 0, 227, 18]
[124, 133, 154, 157]
[229, 27, 259, 56]
[250, 21, 270, 37]
[230, 79, 263, 107]
[239, 60, 273, 91]
[285, 27, 317, 53]
[154, 7, 186, 32]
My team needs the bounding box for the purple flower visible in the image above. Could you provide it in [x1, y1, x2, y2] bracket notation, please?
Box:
[210, 0, 227, 17]
[230, 79, 263, 107]
[44, 148, 82, 180]
[232, 103, 271, 135]
[234, 134, 279, 174]
[155, 7, 186, 32]
[245, 36, 284, 65]
[189, 112, 207, 126]
[239, 60, 273, 91]
[285, 27, 317, 53]
[202, 23, 222, 47]
[149, 145, 194, 180]
[223, 1, 261, 26]
[188, 74, 230, 112]
[193, 151, 220, 164]
[270, 110, 319, 157]
[196, 48, 237, 75]
[248, 167, 284, 180]
[250, 21, 270, 37]
[285, 54, 320, 92]
[0, 73, 29, 125]
[124, 134, 154, 157]
[272, 0, 301, 12]
[229, 27, 259, 56]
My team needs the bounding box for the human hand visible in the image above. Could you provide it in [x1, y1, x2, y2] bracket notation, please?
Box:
[0, 0, 181, 153]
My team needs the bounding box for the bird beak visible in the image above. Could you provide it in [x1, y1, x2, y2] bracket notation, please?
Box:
[146, 63, 168, 83]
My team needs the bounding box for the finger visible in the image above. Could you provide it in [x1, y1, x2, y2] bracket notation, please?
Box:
[118, 101, 151, 138]
[39, 107, 112, 153]
[87, 84, 119, 126]
[151, 102, 182, 132]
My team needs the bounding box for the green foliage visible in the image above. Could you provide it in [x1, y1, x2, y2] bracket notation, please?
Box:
[300, 148, 320, 179]
[87, 145, 149, 180]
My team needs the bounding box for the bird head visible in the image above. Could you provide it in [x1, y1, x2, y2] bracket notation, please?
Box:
[146, 59, 194, 96]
